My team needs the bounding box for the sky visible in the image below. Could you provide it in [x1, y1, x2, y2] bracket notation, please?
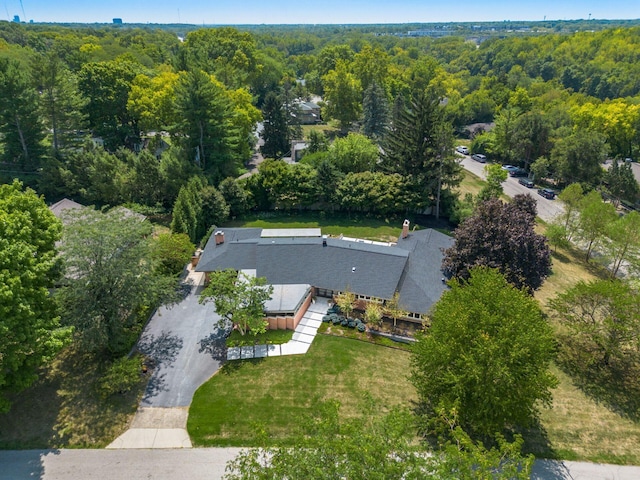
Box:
[4, 0, 640, 25]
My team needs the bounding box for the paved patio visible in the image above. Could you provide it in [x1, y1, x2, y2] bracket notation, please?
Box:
[226, 297, 330, 360]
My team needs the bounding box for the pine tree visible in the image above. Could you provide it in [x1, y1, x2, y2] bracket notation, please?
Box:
[261, 91, 290, 159]
[362, 81, 390, 141]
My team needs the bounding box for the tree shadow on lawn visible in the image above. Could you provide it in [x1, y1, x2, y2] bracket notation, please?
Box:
[557, 337, 640, 422]
[218, 357, 265, 376]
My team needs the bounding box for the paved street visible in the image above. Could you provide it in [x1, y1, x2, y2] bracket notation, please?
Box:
[458, 154, 565, 223]
[2, 449, 640, 480]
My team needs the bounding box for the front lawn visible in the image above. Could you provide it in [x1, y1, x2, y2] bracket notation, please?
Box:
[226, 329, 293, 347]
[187, 334, 415, 446]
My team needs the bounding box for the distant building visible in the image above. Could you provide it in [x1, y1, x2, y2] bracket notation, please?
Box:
[113, 18, 123, 25]
[291, 100, 321, 124]
[12, 15, 20, 23]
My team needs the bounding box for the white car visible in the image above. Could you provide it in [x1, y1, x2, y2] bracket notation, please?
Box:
[456, 146, 469, 155]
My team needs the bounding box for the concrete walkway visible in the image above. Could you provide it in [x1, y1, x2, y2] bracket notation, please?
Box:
[226, 297, 330, 360]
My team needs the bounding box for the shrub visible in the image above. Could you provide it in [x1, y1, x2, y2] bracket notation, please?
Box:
[331, 315, 342, 325]
[347, 319, 357, 328]
[357, 323, 366, 332]
[322, 315, 331, 323]
[340, 319, 348, 327]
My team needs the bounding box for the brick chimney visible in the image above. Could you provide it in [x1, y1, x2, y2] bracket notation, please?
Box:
[402, 219, 410, 239]
[214, 231, 225, 245]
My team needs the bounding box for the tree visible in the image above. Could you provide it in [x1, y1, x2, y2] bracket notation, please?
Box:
[31, 52, 87, 154]
[173, 70, 239, 182]
[77, 59, 141, 150]
[604, 160, 639, 207]
[576, 190, 617, 261]
[329, 132, 379, 174]
[170, 176, 205, 243]
[58, 207, 170, 356]
[200, 185, 230, 233]
[384, 292, 408, 328]
[411, 267, 557, 437]
[219, 177, 249, 218]
[151, 232, 195, 276]
[224, 397, 532, 480]
[200, 269, 273, 336]
[0, 58, 46, 168]
[260, 91, 290, 159]
[0, 181, 70, 412]
[321, 60, 362, 133]
[551, 128, 607, 187]
[361, 80, 390, 141]
[364, 301, 383, 329]
[381, 89, 460, 211]
[477, 163, 507, 202]
[603, 211, 640, 277]
[556, 182, 584, 241]
[443, 196, 552, 292]
[550, 279, 640, 367]
[335, 288, 356, 319]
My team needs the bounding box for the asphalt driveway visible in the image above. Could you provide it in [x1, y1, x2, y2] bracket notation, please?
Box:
[137, 274, 228, 408]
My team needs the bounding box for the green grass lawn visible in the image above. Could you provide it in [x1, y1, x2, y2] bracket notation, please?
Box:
[226, 329, 293, 347]
[225, 211, 411, 243]
[187, 334, 415, 446]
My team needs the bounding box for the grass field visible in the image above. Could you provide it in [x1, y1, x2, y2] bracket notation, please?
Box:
[187, 334, 415, 447]
[225, 211, 409, 243]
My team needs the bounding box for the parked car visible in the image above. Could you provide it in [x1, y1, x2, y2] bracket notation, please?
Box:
[501, 165, 518, 172]
[537, 188, 556, 199]
[509, 168, 528, 177]
[456, 146, 469, 155]
[471, 153, 487, 163]
[519, 178, 534, 188]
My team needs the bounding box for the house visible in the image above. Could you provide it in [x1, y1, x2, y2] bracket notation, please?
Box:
[195, 221, 453, 329]
[292, 100, 321, 124]
[49, 198, 146, 223]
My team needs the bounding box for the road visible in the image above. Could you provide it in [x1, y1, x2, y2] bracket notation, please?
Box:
[2, 449, 640, 480]
[458, 154, 564, 223]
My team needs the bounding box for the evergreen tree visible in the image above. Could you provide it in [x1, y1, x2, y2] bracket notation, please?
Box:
[381, 90, 460, 212]
[362, 80, 390, 141]
[173, 70, 239, 183]
[0, 58, 46, 169]
[604, 160, 639, 207]
[31, 52, 87, 155]
[261, 91, 290, 159]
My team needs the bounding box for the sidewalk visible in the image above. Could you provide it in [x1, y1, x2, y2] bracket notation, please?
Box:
[226, 297, 330, 360]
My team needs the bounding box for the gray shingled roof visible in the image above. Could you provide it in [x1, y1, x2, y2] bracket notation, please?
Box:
[196, 227, 453, 315]
[256, 237, 408, 301]
[395, 229, 454, 315]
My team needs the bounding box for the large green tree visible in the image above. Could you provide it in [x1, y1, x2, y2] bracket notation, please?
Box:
[361, 80, 390, 141]
[321, 60, 362, 133]
[412, 267, 557, 437]
[260, 91, 290, 159]
[31, 52, 87, 155]
[0, 58, 46, 168]
[77, 59, 141, 150]
[576, 190, 618, 261]
[381, 89, 460, 212]
[550, 279, 640, 367]
[0, 181, 69, 412]
[173, 70, 239, 182]
[58, 207, 170, 356]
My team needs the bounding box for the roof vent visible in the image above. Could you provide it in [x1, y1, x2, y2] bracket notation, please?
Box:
[214, 231, 225, 245]
[352, 267, 356, 273]
[322, 239, 327, 247]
